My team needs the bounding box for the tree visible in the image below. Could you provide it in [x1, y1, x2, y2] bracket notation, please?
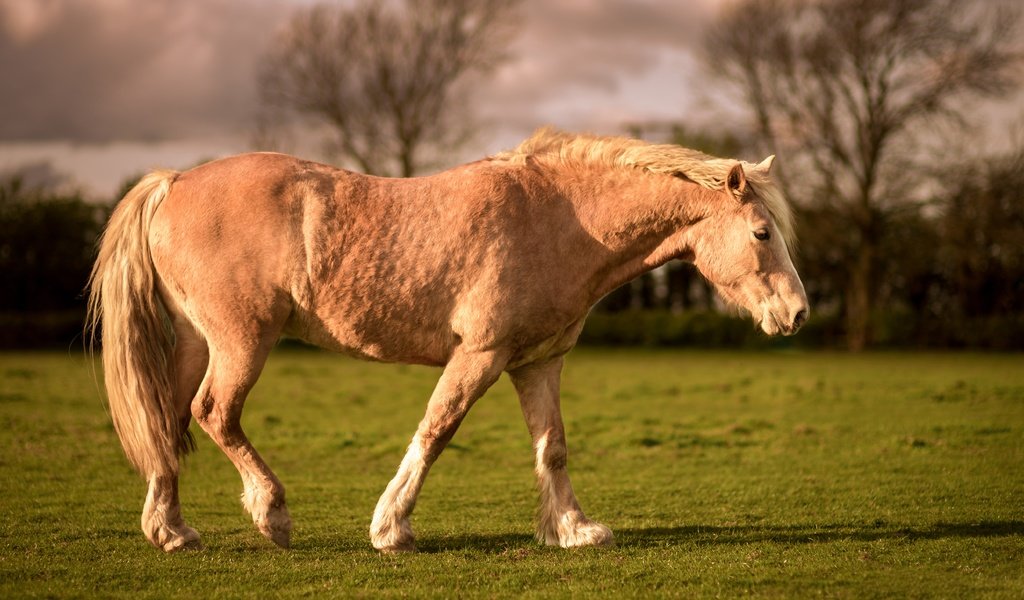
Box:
[258, 0, 521, 177]
[0, 169, 109, 347]
[937, 143, 1024, 325]
[705, 0, 1022, 349]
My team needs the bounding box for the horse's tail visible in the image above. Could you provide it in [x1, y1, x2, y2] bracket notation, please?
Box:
[86, 170, 191, 477]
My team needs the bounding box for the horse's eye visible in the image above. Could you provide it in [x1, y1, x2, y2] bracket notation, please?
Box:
[754, 228, 770, 241]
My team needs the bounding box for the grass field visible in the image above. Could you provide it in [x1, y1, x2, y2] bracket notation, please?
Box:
[1, 348, 1022, 598]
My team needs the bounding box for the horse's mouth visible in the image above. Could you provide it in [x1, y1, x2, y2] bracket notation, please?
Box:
[712, 285, 803, 337]
[759, 311, 783, 336]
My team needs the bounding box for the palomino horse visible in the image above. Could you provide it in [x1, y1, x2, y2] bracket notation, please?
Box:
[87, 128, 807, 553]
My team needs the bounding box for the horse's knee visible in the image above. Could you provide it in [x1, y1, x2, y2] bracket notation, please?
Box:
[537, 429, 567, 471]
[415, 422, 459, 463]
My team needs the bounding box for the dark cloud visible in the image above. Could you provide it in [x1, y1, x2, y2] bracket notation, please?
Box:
[0, 0, 289, 142]
[0, 0, 723, 193]
[0, 0, 716, 144]
[0, 159, 70, 191]
[479, 0, 716, 129]
[1, 0, 1018, 197]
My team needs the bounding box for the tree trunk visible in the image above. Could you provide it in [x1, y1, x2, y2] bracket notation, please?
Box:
[845, 240, 875, 351]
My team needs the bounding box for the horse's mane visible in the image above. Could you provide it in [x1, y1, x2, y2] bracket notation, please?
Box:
[492, 127, 795, 246]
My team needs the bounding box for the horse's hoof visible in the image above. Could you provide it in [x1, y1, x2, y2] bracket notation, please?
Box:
[258, 525, 291, 549]
[255, 506, 292, 549]
[370, 518, 416, 553]
[266, 528, 291, 549]
[163, 533, 203, 552]
[375, 540, 417, 554]
[152, 524, 203, 553]
[558, 519, 614, 548]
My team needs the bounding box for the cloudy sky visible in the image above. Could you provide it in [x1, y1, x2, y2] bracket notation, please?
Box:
[0, 0, 737, 197]
[0, 0, 1019, 198]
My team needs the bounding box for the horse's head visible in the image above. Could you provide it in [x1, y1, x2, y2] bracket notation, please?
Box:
[686, 157, 808, 336]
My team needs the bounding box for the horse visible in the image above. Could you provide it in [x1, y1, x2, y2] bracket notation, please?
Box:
[87, 128, 808, 553]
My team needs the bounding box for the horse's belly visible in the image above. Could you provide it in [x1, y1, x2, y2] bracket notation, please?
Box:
[285, 303, 455, 366]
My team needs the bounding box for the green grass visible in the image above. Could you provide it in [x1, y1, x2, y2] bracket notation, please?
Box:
[1, 348, 1022, 598]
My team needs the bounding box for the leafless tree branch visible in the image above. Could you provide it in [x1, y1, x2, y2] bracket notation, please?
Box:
[258, 0, 521, 177]
[704, 0, 1023, 348]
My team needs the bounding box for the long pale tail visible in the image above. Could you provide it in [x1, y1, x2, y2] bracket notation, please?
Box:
[86, 170, 191, 477]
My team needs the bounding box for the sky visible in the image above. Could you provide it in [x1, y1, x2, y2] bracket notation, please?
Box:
[0, 0, 1019, 198]
[0, 0, 734, 197]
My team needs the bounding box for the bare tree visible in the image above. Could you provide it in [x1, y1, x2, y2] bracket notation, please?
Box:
[259, 0, 520, 177]
[705, 0, 1022, 349]
[938, 141, 1024, 323]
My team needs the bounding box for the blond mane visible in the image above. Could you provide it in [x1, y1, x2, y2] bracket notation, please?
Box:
[493, 127, 795, 246]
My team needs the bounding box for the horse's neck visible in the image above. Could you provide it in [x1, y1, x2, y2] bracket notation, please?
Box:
[549, 165, 711, 301]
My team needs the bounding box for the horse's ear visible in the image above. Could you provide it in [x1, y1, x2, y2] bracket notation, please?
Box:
[726, 162, 747, 199]
[755, 155, 775, 175]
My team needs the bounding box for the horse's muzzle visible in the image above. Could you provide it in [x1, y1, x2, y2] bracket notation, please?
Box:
[783, 307, 808, 335]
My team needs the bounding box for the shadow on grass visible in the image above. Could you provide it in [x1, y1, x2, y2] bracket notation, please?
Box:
[617, 520, 1024, 547]
[406, 521, 1023, 553]
[416, 533, 536, 554]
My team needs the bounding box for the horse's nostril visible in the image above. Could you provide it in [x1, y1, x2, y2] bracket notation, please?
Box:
[793, 309, 807, 329]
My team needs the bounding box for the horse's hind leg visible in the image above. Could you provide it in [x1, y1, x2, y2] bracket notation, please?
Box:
[191, 328, 292, 548]
[509, 357, 613, 548]
[141, 321, 207, 551]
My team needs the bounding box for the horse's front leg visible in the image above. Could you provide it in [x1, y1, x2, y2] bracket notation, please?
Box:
[509, 357, 613, 548]
[370, 348, 508, 553]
